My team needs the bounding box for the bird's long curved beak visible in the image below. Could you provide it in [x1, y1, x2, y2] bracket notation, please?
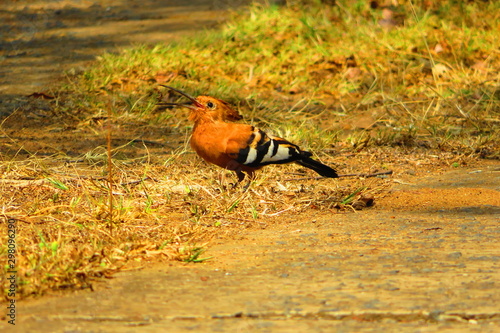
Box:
[159, 85, 203, 108]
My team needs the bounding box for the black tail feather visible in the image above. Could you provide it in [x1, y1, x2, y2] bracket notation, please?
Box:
[296, 157, 338, 178]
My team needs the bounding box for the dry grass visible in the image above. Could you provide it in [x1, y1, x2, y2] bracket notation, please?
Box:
[1, 0, 499, 299]
[0, 136, 476, 299]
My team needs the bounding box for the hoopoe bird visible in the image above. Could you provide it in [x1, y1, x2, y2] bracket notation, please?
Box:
[161, 85, 338, 183]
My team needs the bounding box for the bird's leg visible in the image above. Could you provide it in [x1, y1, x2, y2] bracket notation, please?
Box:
[229, 169, 248, 189]
[217, 170, 228, 190]
[225, 160, 246, 188]
[241, 170, 256, 191]
[235, 169, 246, 182]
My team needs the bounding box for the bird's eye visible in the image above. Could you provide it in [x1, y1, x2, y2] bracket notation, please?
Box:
[206, 101, 215, 109]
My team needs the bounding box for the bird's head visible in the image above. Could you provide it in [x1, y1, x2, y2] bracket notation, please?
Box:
[160, 85, 242, 123]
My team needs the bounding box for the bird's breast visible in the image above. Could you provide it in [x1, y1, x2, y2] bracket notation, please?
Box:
[190, 123, 233, 168]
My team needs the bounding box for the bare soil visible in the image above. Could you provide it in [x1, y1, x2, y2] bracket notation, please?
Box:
[1, 1, 499, 332]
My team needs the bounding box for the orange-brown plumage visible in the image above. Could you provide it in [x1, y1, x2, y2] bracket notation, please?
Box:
[161, 85, 338, 183]
[190, 119, 261, 181]
[187, 96, 242, 123]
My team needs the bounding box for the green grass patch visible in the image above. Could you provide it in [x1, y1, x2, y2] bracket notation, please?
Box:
[59, 0, 499, 156]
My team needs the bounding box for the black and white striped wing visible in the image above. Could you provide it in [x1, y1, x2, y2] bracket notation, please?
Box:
[235, 127, 306, 167]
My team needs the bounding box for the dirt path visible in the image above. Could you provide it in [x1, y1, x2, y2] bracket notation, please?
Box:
[3, 164, 500, 332]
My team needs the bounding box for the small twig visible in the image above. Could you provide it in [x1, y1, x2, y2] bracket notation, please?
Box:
[106, 100, 114, 236]
[0, 179, 51, 185]
[1, 215, 34, 224]
[338, 170, 393, 178]
[284, 170, 393, 181]
[0, 176, 104, 187]
[51, 171, 107, 181]
[129, 139, 168, 147]
[120, 177, 153, 186]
